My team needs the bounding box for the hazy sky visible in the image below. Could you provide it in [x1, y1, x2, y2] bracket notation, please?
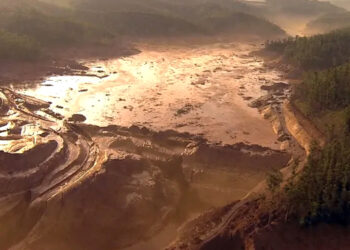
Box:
[321, 0, 350, 9]
[244, 0, 350, 9]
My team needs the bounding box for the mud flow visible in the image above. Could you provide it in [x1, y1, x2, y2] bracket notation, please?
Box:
[0, 42, 292, 250]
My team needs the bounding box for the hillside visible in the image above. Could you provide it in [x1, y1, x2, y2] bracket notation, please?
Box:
[0, 0, 112, 61]
[265, 27, 350, 132]
[0, 0, 289, 61]
[305, 12, 350, 35]
[69, 0, 286, 38]
[263, 21, 350, 244]
[263, 0, 345, 35]
[266, 0, 343, 16]
[265, 27, 350, 70]
[331, 0, 350, 10]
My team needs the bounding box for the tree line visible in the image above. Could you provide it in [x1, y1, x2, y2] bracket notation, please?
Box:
[266, 28, 350, 70]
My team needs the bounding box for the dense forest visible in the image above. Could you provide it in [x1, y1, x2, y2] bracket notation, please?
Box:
[292, 9, 350, 226]
[266, 24, 350, 226]
[284, 137, 350, 225]
[268, 28, 350, 133]
[294, 64, 350, 115]
[266, 28, 350, 70]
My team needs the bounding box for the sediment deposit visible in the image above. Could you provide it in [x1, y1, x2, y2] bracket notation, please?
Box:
[0, 42, 296, 250]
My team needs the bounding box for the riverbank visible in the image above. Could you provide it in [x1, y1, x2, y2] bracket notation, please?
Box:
[164, 43, 332, 250]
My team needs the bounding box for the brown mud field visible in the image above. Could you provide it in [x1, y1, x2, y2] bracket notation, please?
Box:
[0, 41, 300, 250]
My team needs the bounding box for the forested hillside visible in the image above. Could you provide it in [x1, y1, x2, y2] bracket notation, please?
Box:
[265, 27, 350, 133]
[266, 28, 350, 69]
[284, 136, 350, 225]
[0, 0, 288, 61]
[294, 64, 350, 115]
[0, 0, 112, 60]
[66, 0, 286, 38]
[1, 0, 345, 62]
[265, 25, 350, 226]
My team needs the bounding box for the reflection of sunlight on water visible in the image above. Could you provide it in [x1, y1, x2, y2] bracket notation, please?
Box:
[26, 76, 100, 99]
[135, 62, 159, 82]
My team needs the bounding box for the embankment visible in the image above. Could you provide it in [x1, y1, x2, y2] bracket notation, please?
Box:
[283, 101, 326, 154]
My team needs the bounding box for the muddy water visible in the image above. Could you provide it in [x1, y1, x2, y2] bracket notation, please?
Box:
[21, 42, 284, 149]
[15, 42, 290, 250]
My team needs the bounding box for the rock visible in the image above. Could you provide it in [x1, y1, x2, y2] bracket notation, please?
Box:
[249, 95, 273, 108]
[261, 82, 289, 92]
[68, 114, 86, 122]
[99, 75, 109, 79]
[280, 140, 290, 151]
[261, 106, 273, 119]
[123, 105, 134, 111]
[192, 78, 207, 86]
[176, 104, 194, 116]
[243, 96, 253, 101]
[68, 61, 89, 71]
[277, 133, 290, 142]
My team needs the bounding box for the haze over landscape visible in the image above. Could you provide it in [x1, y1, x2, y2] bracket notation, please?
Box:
[1, 0, 350, 250]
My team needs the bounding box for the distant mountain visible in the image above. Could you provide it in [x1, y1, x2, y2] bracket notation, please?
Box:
[66, 0, 286, 38]
[0, 0, 111, 46]
[266, 0, 343, 15]
[306, 11, 350, 34]
[329, 0, 350, 10]
[0, 0, 287, 61]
